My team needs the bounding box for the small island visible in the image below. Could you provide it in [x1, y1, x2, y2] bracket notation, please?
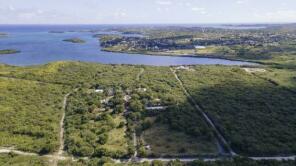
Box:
[63, 38, 86, 44]
[0, 32, 7, 37]
[49, 31, 65, 34]
[0, 49, 20, 55]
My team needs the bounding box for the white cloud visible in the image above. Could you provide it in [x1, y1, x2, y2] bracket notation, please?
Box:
[0, 6, 75, 24]
[113, 9, 128, 19]
[8, 5, 15, 11]
[191, 7, 207, 15]
[185, 2, 192, 7]
[253, 10, 296, 22]
[236, 0, 249, 5]
[155, 0, 172, 6]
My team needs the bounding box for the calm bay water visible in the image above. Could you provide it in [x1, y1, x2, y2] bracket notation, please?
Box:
[0, 25, 255, 66]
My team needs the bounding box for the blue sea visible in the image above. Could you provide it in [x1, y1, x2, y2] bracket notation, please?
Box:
[0, 25, 255, 66]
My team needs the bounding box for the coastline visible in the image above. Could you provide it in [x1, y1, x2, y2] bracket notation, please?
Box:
[101, 49, 262, 65]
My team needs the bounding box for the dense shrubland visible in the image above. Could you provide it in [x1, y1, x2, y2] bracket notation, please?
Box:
[177, 66, 296, 156]
[0, 61, 295, 159]
[0, 154, 48, 166]
[64, 89, 131, 158]
[0, 77, 69, 154]
[125, 67, 218, 157]
[0, 62, 140, 88]
[58, 157, 296, 166]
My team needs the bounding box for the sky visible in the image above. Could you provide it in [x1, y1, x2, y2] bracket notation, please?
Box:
[0, 0, 296, 24]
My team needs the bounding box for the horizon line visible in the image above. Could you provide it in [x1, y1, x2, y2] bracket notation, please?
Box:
[0, 22, 295, 26]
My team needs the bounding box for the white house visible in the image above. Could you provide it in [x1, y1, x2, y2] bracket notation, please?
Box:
[137, 88, 147, 92]
[95, 89, 104, 93]
[194, 45, 206, 49]
[176, 66, 190, 70]
[145, 106, 168, 111]
[123, 95, 132, 102]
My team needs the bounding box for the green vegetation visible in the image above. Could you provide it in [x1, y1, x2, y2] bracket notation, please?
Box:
[0, 62, 140, 87]
[141, 125, 217, 157]
[63, 38, 86, 43]
[99, 25, 296, 71]
[0, 154, 48, 166]
[0, 77, 70, 154]
[187, 158, 296, 166]
[0, 62, 218, 158]
[126, 67, 218, 157]
[64, 88, 130, 158]
[0, 49, 20, 55]
[1, 24, 296, 164]
[57, 157, 296, 166]
[176, 66, 296, 156]
[0, 51, 296, 162]
[256, 68, 296, 89]
[1, 60, 295, 158]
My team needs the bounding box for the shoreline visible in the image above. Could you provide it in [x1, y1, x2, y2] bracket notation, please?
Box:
[101, 49, 262, 65]
[0, 59, 260, 68]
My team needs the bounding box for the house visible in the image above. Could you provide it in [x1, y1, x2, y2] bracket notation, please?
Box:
[107, 88, 115, 96]
[154, 98, 161, 102]
[123, 95, 132, 102]
[100, 99, 107, 104]
[194, 45, 206, 49]
[137, 88, 147, 92]
[176, 66, 190, 70]
[95, 89, 104, 93]
[145, 106, 168, 111]
[145, 145, 151, 150]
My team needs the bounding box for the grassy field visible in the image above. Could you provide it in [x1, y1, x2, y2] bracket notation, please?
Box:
[101, 116, 128, 154]
[0, 77, 70, 154]
[255, 68, 296, 90]
[176, 66, 296, 156]
[141, 125, 217, 157]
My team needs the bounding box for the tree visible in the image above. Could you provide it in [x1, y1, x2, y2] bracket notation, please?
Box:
[138, 146, 147, 157]
[113, 104, 125, 114]
[152, 160, 164, 166]
[97, 133, 109, 145]
[130, 100, 144, 112]
[168, 160, 183, 166]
